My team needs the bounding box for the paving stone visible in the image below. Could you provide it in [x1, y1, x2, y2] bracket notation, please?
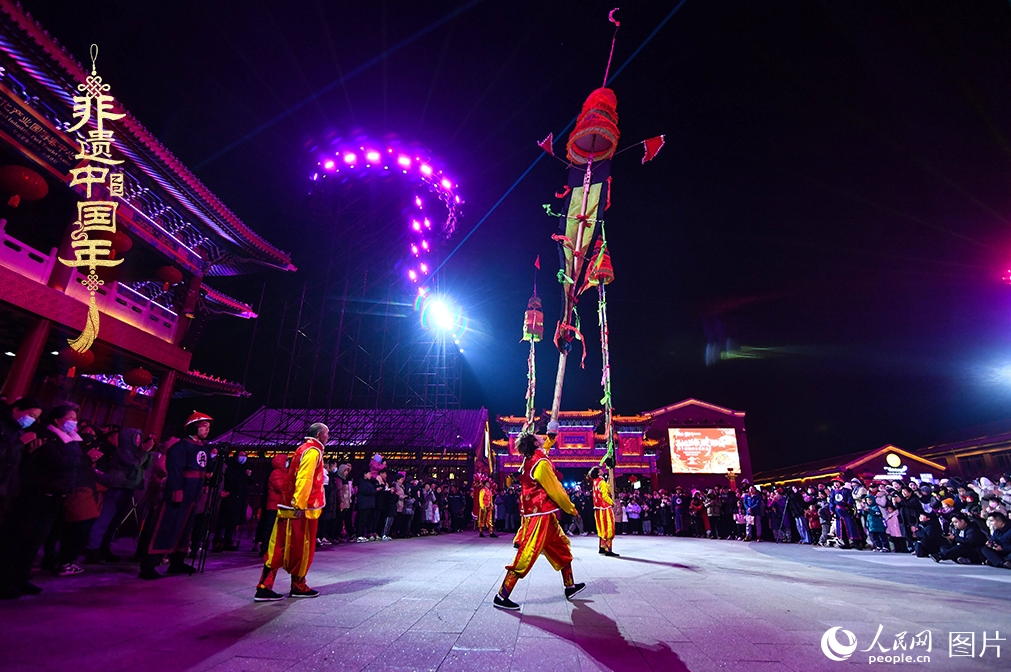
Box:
[1, 534, 1009, 671]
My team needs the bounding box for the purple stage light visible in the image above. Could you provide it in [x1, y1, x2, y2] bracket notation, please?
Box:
[408, 269, 417, 281]
[420, 262, 428, 273]
[412, 221, 422, 231]
[412, 245, 419, 255]
[424, 218, 431, 228]
[398, 156, 412, 167]
[441, 178, 452, 189]
[420, 164, 433, 176]
[343, 152, 356, 164]
[323, 159, 335, 170]
[421, 240, 429, 250]
[415, 196, 422, 207]
[366, 150, 381, 162]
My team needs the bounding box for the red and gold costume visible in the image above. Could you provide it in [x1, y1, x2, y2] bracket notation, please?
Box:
[476, 482, 494, 534]
[593, 475, 615, 553]
[498, 439, 578, 600]
[256, 437, 325, 594]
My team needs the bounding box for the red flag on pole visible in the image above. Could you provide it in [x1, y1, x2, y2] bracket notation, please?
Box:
[534, 255, 541, 270]
[642, 135, 665, 164]
[537, 134, 555, 156]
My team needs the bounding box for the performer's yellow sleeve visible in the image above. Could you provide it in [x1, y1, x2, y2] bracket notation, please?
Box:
[479, 488, 489, 508]
[599, 480, 614, 506]
[293, 447, 320, 509]
[544, 435, 557, 451]
[533, 461, 576, 515]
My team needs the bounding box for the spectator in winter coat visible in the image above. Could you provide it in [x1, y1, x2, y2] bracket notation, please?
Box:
[913, 512, 944, 558]
[255, 455, 288, 554]
[0, 403, 92, 598]
[862, 496, 889, 551]
[883, 504, 907, 553]
[804, 504, 821, 545]
[356, 472, 378, 540]
[934, 512, 986, 565]
[85, 428, 153, 563]
[0, 397, 43, 531]
[742, 487, 763, 541]
[981, 511, 1011, 569]
[214, 452, 252, 552]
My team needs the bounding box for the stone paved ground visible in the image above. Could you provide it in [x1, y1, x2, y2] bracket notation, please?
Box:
[0, 533, 1008, 671]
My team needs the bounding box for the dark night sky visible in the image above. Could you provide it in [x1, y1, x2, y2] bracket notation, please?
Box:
[21, 0, 1011, 470]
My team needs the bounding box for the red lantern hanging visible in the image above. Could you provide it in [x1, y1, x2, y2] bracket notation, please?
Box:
[0, 165, 48, 208]
[587, 239, 614, 286]
[59, 346, 94, 377]
[107, 230, 132, 260]
[522, 293, 544, 343]
[566, 88, 620, 166]
[124, 366, 153, 396]
[156, 265, 183, 291]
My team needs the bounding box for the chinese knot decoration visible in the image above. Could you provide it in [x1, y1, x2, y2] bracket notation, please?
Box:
[58, 45, 126, 355]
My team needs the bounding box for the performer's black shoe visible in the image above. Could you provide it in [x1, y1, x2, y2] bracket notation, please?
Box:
[513, 543, 520, 549]
[493, 595, 520, 610]
[138, 569, 161, 580]
[253, 588, 285, 602]
[166, 562, 196, 575]
[564, 583, 587, 600]
[598, 548, 606, 554]
[479, 533, 486, 538]
[290, 586, 320, 598]
[604, 551, 620, 557]
[490, 533, 499, 538]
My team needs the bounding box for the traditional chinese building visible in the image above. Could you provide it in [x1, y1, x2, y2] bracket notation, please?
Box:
[0, 2, 293, 436]
[754, 445, 946, 486]
[495, 410, 656, 490]
[495, 398, 755, 492]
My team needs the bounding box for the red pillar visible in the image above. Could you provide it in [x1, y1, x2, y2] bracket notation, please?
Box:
[145, 368, 176, 440]
[1, 318, 52, 400]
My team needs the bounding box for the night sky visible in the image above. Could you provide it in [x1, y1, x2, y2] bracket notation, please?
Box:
[21, 1, 1011, 471]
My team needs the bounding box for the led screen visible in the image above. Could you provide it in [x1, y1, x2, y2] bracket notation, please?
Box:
[669, 427, 741, 474]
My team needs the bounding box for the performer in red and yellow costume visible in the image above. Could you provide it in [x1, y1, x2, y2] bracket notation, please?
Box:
[493, 430, 586, 610]
[474, 476, 497, 538]
[590, 465, 619, 557]
[254, 423, 328, 601]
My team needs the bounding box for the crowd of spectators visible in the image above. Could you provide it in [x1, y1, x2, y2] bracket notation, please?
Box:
[557, 475, 1011, 571]
[5, 392, 1011, 600]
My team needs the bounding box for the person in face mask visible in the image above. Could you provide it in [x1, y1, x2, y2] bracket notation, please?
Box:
[0, 397, 44, 531]
[1, 402, 98, 599]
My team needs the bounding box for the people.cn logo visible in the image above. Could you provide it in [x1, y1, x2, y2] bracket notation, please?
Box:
[821, 627, 858, 661]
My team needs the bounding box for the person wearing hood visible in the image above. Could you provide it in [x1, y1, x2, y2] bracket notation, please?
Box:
[0, 396, 43, 530]
[0, 403, 92, 598]
[254, 454, 288, 555]
[84, 428, 153, 563]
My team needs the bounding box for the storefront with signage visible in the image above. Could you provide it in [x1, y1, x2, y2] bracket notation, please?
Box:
[755, 445, 947, 486]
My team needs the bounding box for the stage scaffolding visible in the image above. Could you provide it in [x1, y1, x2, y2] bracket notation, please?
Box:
[252, 172, 463, 413]
[214, 406, 489, 479]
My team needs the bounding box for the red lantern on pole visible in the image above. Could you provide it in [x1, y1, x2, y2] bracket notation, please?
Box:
[59, 346, 94, 377]
[0, 165, 48, 208]
[124, 366, 153, 396]
[107, 230, 132, 260]
[156, 265, 183, 291]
